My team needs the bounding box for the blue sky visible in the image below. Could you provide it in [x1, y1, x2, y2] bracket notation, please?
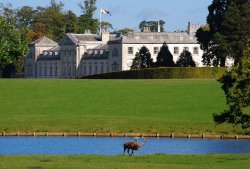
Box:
[1, 0, 212, 31]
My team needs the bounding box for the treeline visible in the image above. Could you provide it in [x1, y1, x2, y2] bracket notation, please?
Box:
[0, 0, 100, 77]
[130, 42, 196, 70]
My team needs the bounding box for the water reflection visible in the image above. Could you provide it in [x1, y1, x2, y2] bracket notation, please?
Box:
[0, 137, 249, 155]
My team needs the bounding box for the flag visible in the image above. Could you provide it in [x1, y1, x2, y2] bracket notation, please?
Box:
[101, 9, 111, 16]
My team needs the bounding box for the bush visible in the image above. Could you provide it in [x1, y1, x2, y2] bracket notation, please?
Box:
[81, 67, 227, 79]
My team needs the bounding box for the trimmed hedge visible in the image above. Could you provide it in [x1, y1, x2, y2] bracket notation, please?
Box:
[81, 67, 227, 79]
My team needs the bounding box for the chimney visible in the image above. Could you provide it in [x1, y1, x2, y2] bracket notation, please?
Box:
[102, 32, 110, 44]
[158, 21, 161, 32]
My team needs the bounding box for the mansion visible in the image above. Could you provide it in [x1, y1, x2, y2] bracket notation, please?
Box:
[24, 22, 229, 78]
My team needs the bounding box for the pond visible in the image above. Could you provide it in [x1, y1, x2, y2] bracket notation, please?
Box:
[0, 137, 250, 155]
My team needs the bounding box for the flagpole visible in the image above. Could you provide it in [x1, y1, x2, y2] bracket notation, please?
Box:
[100, 10, 102, 35]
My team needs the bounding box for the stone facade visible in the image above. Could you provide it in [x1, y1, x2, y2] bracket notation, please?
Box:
[25, 22, 231, 79]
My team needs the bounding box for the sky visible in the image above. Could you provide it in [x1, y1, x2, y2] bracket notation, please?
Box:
[1, 0, 212, 31]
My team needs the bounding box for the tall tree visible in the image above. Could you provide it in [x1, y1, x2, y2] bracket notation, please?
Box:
[64, 10, 78, 33]
[156, 42, 175, 67]
[0, 17, 28, 77]
[213, 0, 250, 130]
[196, 0, 230, 67]
[77, 0, 98, 34]
[176, 50, 196, 67]
[220, 0, 250, 63]
[139, 20, 165, 32]
[213, 53, 250, 129]
[131, 46, 154, 70]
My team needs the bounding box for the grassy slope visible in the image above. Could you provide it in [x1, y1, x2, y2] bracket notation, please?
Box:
[0, 154, 250, 169]
[0, 79, 249, 134]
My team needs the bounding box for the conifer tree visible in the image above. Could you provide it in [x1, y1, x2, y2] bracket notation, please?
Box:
[156, 42, 175, 67]
[176, 50, 196, 67]
[131, 46, 154, 70]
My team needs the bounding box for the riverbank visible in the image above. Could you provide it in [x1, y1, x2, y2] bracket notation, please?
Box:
[0, 154, 250, 169]
[0, 79, 249, 135]
[1, 132, 250, 139]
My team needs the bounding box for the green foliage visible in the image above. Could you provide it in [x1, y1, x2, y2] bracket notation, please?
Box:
[156, 42, 175, 67]
[220, 0, 250, 62]
[0, 17, 28, 77]
[213, 55, 250, 129]
[118, 28, 134, 35]
[139, 20, 165, 32]
[100, 21, 113, 32]
[64, 10, 78, 33]
[176, 50, 196, 67]
[77, 0, 98, 34]
[83, 67, 226, 79]
[131, 46, 154, 70]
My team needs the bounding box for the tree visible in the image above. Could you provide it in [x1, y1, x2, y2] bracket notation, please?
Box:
[64, 10, 78, 33]
[139, 20, 165, 32]
[100, 21, 113, 32]
[213, 53, 250, 129]
[156, 42, 175, 67]
[196, 0, 230, 67]
[0, 17, 28, 77]
[176, 50, 196, 67]
[131, 46, 154, 70]
[220, 0, 250, 64]
[77, 0, 98, 34]
[118, 28, 134, 35]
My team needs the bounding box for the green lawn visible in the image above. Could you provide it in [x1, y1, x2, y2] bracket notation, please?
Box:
[0, 154, 250, 169]
[0, 79, 249, 134]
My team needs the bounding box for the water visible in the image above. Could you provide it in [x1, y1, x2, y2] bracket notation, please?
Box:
[0, 137, 250, 155]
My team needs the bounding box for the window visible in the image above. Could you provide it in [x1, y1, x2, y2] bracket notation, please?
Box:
[55, 66, 57, 76]
[50, 66, 52, 76]
[95, 65, 98, 74]
[84, 66, 87, 75]
[101, 65, 104, 73]
[44, 66, 47, 76]
[112, 48, 118, 57]
[184, 47, 189, 51]
[128, 47, 133, 55]
[154, 47, 159, 55]
[174, 47, 179, 55]
[193, 47, 199, 55]
[89, 65, 92, 74]
[39, 66, 42, 76]
[112, 62, 119, 71]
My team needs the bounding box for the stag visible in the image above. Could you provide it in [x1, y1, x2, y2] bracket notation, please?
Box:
[123, 136, 146, 156]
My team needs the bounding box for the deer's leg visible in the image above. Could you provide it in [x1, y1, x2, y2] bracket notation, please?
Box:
[127, 148, 130, 155]
[123, 147, 126, 155]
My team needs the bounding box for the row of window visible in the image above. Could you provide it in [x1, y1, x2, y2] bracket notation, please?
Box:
[39, 66, 58, 77]
[81, 62, 119, 75]
[127, 47, 199, 55]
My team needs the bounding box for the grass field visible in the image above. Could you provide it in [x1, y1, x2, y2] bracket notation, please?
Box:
[0, 79, 249, 134]
[0, 154, 250, 169]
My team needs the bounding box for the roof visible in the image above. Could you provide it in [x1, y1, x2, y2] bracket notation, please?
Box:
[30, 36, 58, 46]
[82, 44, 109, 60]
[59, 33, 102, 45]
[108, 32, 198, 44]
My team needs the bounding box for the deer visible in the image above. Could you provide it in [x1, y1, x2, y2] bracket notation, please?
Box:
[123, 136, 146, 156]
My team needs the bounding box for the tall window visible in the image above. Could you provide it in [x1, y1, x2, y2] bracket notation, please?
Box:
[174, 47, 179, 55]
[84, 66, 87, 75]
[44, 66, 47, 76]
[39, 66, 42, 76]
[89, 65, 92, 74]
[101, 65, 104, 73]
[55, 66, 57, 76]
[128, 47, 133, 55]
[154, 47, 159, 55]
[193, 47, 199, 55]
[95, 65, 98, 74]
[184, 47, 189, 51]
[50, 66, 52, 76]
[112, 48, 118, 57]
